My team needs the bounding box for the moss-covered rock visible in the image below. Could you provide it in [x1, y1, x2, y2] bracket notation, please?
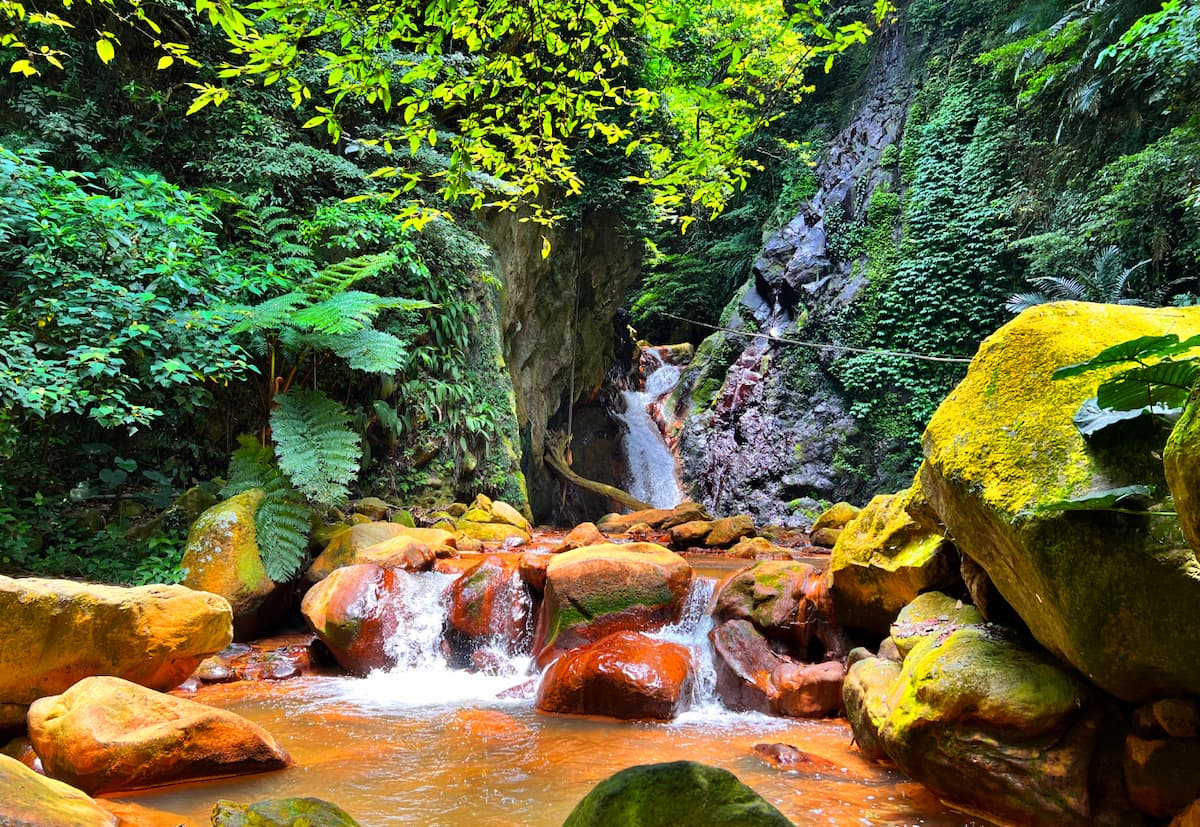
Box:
[212, 797, 360, 826]
[888, 590, 984, 658]
[1165, 384, 1200, 563]
[561, 761, 792, 827]
[307, 523, 456, 581]
[826, 484, 957, 634]
[454, 519, 531, 545]
[181, 489, 281, 639]
[713, 560, 845, 659]
[811, 501, 861, 533]
[0, 753, 116, 827]
[842, 657, 902, 761]
[921, 302, 1200, 701]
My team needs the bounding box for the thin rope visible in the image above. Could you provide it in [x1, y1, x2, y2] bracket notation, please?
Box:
[660, 312, 973, 364]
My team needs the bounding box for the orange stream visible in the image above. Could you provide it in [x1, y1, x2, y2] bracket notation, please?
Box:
[115, 677, 980, 826]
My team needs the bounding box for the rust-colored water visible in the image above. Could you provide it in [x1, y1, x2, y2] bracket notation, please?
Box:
[116, 677, 980, 826]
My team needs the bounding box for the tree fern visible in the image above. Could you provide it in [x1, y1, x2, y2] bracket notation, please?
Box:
[306, 252, 399, 299]
[270, 388, 361, 506]
[323, 328, 410, 374]
[290, 290, 430, 334]
[221, 434, 276, 497]
[228, 292, 308, 335]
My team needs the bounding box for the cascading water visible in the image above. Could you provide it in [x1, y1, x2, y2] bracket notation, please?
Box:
[649, 576, 722, 718]
[616, 349, 686, 508]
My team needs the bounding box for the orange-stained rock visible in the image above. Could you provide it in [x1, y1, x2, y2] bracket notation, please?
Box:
[307, 523, 455, 581]
[668, 519, 713, 549]
[97, 798, 201, 827]
[348, 535, 436, 572]
[710, 619, 845, 718]
[447, 556, 532, 661]
[300, 564, 415, 675]
[518, 553, 551, 594]
[0, 753, 116, 826]
[596, 502, 711, 533]
[181, 489, 285, 640]
[705, 515, 756, 548]
[714, 560, 847, 661]
[534, 543, 692, 664]
[0, 576, 232, 707]
[551, 522, 605, 553]
[536, 631, 694, 720]
[27, 676, 290, 795]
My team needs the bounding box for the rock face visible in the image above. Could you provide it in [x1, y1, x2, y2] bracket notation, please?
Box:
[306, 523, 454, 581]
[0, 753, 117, 827]
[920, 302, 1200, 701]
[536, 631, 694, 720]
[212, 797, 360, 826]
[561, 761, 792, 827]
[27, 676, 290, 795]
[0, 576, 231, 708]
[826, 484, 957, 634]
[181, 489, 282, 640]
[713, 560, 845, 660]
[844, 602, 1144, 827]
[300, 564, 415, 675]
[534, 543, 692, 661]
[1165, 385, 1200, 563]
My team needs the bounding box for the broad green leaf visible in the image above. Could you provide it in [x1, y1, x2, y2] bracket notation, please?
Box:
[1035, 484, 1155, 515]
[1095, 360, 1200, 411]
[1073, 396, 1180, 437]
[1053, 334, 1182, 379]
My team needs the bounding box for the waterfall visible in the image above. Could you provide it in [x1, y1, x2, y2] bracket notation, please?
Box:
[650, 576, 720, 714]
[617, 350, 686, 508]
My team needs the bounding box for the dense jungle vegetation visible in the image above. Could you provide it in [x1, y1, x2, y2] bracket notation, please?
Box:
[1, 0, 1197, 580]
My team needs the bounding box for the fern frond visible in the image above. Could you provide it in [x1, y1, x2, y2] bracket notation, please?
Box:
[255, 474, 311, 581]
[270, 389, 361, 507]
[326, 328, 410, 374]
[291, 290, 431, 335]
[1006, 292, 1051, 314]
[228, 292, 307, 335]
[307, 252, 399, 299]
[221, 434, 275, 497]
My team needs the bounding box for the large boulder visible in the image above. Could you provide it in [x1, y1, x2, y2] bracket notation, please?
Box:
[0, 576, 231, 708]
[920, 302, 1200, 701]
[713, 560, 846, 661]
[534, 543, 692, 662]
[826, 484, 957, 634]
[710, 619, 844, 718]
[447, 556, 534, 664]
[845, 621, 1143, 826]
[0, 753, 116, 827]
[562, 761, 792, 827]
[27, 676, 290, 795]
[181, 489, 290, 640]
[535, 631, 694, 720]
[212, 798, 360, 826]
[300, 564, 420, 675]
[307, 523, 455, 581]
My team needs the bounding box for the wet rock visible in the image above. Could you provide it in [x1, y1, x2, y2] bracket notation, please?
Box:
[727, 536, 787, 559]
[196, 637, 318, 684]
[846, 622, 1144, 826]
[181, 489, 288, 640]
[1124, 735, 1200, 818]
[921, 302, 1200, 701]
[27, 676, 290, 795]
[596, 501, 711, 533]
[752, 742, 841, 772]
[0, 753, 117, 827]
[307, 523, 455, 581]
[667, 519, 712, 548]
[713, 560, 846, 661]
[212, 797, 360, 826]
[300, 564, 414, 675]
[1173, 799, 1200, 827]
[710, 619, 844, 718]
[827, 483, 957, 634]
[562, 760, 792, 826]
[534, 543, 691, 662]
[353, 497, 393, 521]
[703, 515, 756, 548]
[454, 520, 531, 546]
[552, 522, 605, 553]
[0, 576, 231, 708]
[888, 590, 984, 658]
[809, 527, 841, 548]
[811, 502, 861, 534]
[1133, 698, 1200, 739]
[518, 553, 550, 594]
[447, 556, 533, 658]
[462, 493, 533, 533]
[536, 631, 693, 720]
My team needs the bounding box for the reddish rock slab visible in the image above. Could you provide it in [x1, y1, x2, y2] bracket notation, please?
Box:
[551, 522, 606, 553]
[27, 676, 290, 795]
[536, 631, 694, 720]
[300, 564, 415, 675]
[710, 619, 844, 718]
[752, 743, 843, 772]
[518, 553, 550, 595]
[596, 502, 711, 533]
[447, 556, 533, 661]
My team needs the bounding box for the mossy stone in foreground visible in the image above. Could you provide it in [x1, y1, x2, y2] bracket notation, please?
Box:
[212, 797, 360, 826]
[562, 760, 792, 826]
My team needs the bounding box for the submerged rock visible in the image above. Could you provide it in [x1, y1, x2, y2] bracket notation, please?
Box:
[533, 543, 691, 662]
[27, 676, 290, 795]
[921, 302, 1200, 701]
[562, 760, 792, 826]
[212, 797, 360, 826]
[0, 576, 231, 709]
[0, 753, 116, 827]
[826, 484, 958, 634]
[536, 631, 693, 720]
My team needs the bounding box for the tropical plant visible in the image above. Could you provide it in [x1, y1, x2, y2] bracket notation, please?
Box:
[1006, 246, 1151, 313]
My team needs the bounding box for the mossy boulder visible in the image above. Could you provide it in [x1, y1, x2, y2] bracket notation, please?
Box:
[212, 797, 360, 826]
[1165, 385, 1200, 563]
[0, 753, 116, 826]
[454, 519, 531, 545]
[562, 761, 792, 827]
[181, 489, 284, 639]
[846, 623, 1142, 826]
[534, 543, 691, 662]
[307, 523, 456, 581]
[888, 591, 984, 658]
[826, 484, 957, 634]
[811, 502, 860, 533]
[920, 302, 1200, 701]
